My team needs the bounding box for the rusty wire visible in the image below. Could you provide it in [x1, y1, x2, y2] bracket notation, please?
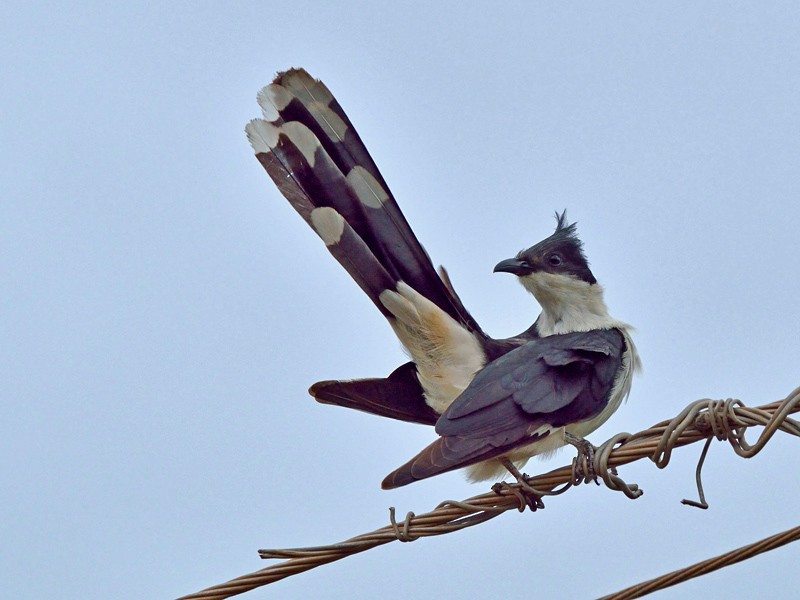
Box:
[177, 385, 800, 600]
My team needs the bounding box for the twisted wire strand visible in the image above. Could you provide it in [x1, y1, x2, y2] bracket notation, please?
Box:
[598, 524, 800, 600]
[177, 386, 800, 600]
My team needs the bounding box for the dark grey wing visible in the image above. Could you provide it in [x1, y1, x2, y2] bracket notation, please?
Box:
[381, 407, 542, 489]
[381, 329, 625, 488]
[445, 329, 625, 424]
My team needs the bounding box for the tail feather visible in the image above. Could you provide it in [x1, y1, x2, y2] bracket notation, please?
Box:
[246, 118, 398, 316]
[249, 68, 484, 337]
[381, 427, 547, 489]
[381, 435, 490, 489]
[310, 362, 438, 426]
[264, 70, 425, 274]
[246, 69, 502, 428]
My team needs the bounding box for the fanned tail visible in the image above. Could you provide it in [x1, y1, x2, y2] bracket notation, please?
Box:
[246, 68, 483, 335]
[247, 68, 475, 423]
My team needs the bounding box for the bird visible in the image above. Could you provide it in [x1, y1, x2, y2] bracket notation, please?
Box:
[245, 68, 639, 491]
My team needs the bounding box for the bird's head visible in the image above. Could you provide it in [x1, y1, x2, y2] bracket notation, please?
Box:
[494, 211, 595, 283]
[494, 211, 606, 333]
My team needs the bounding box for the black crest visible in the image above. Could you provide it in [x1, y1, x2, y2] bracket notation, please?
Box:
[517, 210, 596, 284]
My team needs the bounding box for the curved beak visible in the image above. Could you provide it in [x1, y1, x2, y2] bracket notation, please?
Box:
[493, 257, 533, 276]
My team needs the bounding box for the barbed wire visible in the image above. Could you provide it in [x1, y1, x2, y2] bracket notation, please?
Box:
[177, 385, 800, 600]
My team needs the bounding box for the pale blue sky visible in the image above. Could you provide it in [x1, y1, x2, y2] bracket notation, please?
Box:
[3, 3, 799, 598]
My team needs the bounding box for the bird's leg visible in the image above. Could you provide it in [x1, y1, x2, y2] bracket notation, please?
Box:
[493, 458, 545, 511]
[564, 431, 598, 483]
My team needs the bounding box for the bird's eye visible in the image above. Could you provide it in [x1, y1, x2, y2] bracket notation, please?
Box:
[548, 254, 563, 267]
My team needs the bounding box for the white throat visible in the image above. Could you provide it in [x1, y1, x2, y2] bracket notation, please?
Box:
[521, 271, 623, 336]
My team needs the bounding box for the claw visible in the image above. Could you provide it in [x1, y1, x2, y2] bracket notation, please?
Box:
[492, 481, 545, 511]
[495, 458, 546, 511]
[564, 432, 598, 483]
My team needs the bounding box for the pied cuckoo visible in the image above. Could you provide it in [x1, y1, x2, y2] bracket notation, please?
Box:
[245, 69, 639, 489]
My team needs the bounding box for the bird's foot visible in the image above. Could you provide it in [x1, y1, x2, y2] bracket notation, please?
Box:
[495, 458, 546, 511]
[564, 432, 598, 484]
[492, 480, 545, 512]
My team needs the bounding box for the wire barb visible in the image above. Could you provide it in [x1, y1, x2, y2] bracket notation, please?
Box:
[388, 507, 419, 542]
[680, 436, 713, 509]
[592, 433, 643, 499]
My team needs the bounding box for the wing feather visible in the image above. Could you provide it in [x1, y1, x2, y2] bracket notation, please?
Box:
[382, 329, 626, 488]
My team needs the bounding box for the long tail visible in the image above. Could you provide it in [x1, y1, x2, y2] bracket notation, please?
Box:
[246, 69, 483, 332]
[246, 69, 486, 423]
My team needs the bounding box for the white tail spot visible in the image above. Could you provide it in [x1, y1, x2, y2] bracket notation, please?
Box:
[281, 122, 319, 167]
[283, 69, 334, 104]
[347, 166, 389, 208]
[310, 207, 345, 245]
[245, 119, 279, 154]
[257, 84, 293, 122]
